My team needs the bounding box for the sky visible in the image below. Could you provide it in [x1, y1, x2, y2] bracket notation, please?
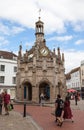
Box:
[0, 0, 84, 73]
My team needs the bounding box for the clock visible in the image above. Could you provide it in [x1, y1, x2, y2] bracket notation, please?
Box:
[28, 54, 33, 59]
[40, 47, 49, 56]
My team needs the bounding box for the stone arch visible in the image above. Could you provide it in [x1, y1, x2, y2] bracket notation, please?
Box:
[22, 79, 32, 101]
[38, 78, 52, 102]
[38, 78, 52, 86]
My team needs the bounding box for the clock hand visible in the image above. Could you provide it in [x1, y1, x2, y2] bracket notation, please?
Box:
[43, 50, 46, 53]
[42, 49, 45, 53]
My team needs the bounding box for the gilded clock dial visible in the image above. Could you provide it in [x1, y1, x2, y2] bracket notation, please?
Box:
[40, 47, 48, 56]
[28, 54, 33, 59]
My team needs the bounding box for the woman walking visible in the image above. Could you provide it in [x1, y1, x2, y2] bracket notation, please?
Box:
[63, 96, 74, 122]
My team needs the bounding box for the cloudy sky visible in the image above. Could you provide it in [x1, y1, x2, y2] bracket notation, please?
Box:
[0, 0, 84, 73]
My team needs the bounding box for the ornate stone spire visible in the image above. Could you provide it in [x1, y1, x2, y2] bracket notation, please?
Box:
[35, 10, 44, 45]
[18, 44, 22, 59]
[62, 53, 64, 62]
[57, 47, 61, 61]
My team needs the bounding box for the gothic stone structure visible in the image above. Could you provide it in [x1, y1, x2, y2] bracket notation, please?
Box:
[16, 17, 66, 103]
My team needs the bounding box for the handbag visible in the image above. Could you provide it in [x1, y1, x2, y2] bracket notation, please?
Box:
[10, 104, 14, 109]
[7, 104, 13, 111]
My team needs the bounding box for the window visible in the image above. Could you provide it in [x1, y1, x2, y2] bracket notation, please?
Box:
[13, 56, 17, 60]
[82, 79, 84, 85]
[82, 69, 84, 76]
[0, 56, 3, 59]
[0, 65, 5, 71]
[0, 76, 5, 83]
[12, 77, 16, 84]
[14, 67, 17, 72]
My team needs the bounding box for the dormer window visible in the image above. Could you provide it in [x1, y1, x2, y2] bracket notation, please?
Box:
[0, 56, 3, 59]
[13, 56, 17, 60]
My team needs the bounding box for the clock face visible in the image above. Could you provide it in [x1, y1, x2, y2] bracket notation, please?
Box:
[40, 47, 48, 56]
[28, 54, 33, 59]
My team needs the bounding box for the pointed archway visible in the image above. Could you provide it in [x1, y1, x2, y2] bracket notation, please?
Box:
[39, 82, 50, 102]
[23, 82, 32, 101]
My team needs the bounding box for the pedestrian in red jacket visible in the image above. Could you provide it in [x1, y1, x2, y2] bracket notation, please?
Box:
[4, 90, 10, 115]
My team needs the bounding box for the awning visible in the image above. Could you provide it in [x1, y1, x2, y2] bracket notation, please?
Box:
[67, 89, 77, 93]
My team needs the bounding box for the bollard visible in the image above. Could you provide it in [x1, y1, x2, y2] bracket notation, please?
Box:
[23, 103, 26, 117]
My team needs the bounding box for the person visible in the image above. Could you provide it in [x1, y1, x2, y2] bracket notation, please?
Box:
[40, 92, 44, 106]
[55, 94, 64, 127]
[63, 96, 74, 122]
[0, 92, 4, 115]
[66, 92, 71, 100]
[75, 92, 78, 105]
[4, 90, 10, 115]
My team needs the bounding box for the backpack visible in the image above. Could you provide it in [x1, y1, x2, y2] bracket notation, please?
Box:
[59, 99, 64, 109]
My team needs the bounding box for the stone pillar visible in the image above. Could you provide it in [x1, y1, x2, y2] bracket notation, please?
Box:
[50, 84, 55, 102]
[21, 85, 24, 101]
[32, 86, 39, 103]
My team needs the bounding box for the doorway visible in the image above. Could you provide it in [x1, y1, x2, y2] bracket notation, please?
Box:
[24, 82, 32, 101]
[39, 82, 50, 101]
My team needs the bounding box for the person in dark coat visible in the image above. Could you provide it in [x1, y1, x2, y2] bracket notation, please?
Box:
[55, 94, 64, 126]
[0, 92, 4, 115]
[75, 92, 78, 105]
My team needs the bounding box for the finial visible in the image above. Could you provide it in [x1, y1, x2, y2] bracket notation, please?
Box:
[62, 53, 64, 62]
[38, 9, 41, 20]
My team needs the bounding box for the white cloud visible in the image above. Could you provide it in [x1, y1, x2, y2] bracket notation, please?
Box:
[73, 22, 84, 32]
[0, 36, 9, 46]
[64, 50, 84, 73]
[11, 26, 25, 35]
[47, 35, 73, 42]
[0, 22, 10, 35]
[0, 0, 84, 34]
[0, 22, 25, 35]
[0, 0, 84, 74]
[75, 39, 84, 45]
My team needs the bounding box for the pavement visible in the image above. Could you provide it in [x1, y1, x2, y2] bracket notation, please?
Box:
[70, 99, 84, 110]
[0, 109, 42, 130]
[0, 99, 84, 130]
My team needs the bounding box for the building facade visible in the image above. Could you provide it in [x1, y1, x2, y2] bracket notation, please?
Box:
[80, 60, 84, 99]
[66, 67, 81, 91]
[70, 67, 80, 91]
[65, 73, 71, 89]
[80, 60, 84, 88]
[0, 51, 17, 99]
[16, 17, 66, 103]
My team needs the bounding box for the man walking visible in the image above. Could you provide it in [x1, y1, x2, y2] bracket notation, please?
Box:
[75, 93, 78, 105]
[55, 94, 64, 126]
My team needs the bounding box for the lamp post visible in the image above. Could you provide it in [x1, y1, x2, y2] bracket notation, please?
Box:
[23, 102, 26, 117]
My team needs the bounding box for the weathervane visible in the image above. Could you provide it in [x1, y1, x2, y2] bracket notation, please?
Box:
[38, 9, 41, 20]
